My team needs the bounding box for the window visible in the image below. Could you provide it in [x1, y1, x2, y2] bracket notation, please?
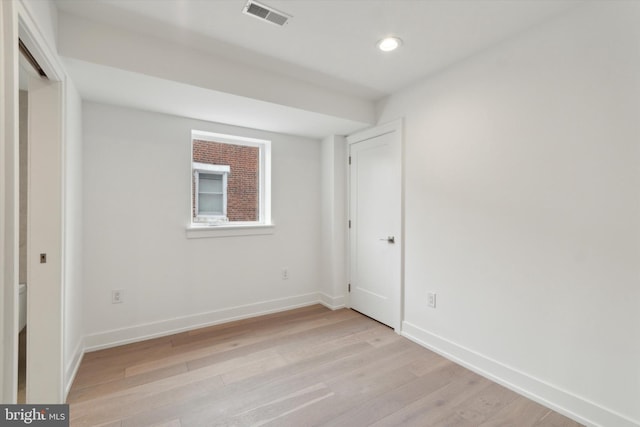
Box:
[193, 163, 230, 222]
[190, 130, 271, 229]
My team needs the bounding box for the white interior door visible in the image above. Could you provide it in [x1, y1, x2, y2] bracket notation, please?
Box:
[27, 75, 64, 403]
[348, 122, 402, 330]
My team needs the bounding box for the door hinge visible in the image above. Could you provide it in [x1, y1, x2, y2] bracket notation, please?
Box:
[348, 283, 351, 292]
[348, 220, 351, 229]
[348, 156, 351, 165]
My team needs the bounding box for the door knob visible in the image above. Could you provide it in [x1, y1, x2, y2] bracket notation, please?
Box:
[379, 236, 395, 244]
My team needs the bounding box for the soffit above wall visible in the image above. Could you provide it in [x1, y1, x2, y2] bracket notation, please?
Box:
[63, 58, 371, 139]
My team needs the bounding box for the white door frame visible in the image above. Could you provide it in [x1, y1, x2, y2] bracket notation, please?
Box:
[1, 0, 21, 403]
[1, 0, 66, 403]
[346, 119, 404, 332]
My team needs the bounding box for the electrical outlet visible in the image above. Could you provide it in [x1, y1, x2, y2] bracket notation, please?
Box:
[282, 268, 289, 280]
[427, 292, 436, 308]
[112, 290, 124, 304]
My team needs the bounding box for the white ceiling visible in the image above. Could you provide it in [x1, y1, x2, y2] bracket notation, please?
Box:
[54, 0, 583, 138]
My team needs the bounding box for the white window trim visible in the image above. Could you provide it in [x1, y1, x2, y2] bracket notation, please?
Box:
[193, 163, 231, 174]
[188, 130, 272, 237]
[186, 223, 275, 239]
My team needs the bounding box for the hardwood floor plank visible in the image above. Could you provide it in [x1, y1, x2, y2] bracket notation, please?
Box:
[170, 306, 356, 352]
[262, 356, 420, 426]
[369, 368, 494, 426]
[321, 359, 464, 427]
[149, 421, 182, 427]
[68, 363, 189, 404]
[275, 317, 388, 363]
[126, 309, 360, 377]
[93, 421, 122, 427]
[217, 342, 426, 426]
[71, 373, 225, 426]
[533, 410, 584, 427]
[119, 398, 200, 427]
[72, 339, 175, 390]
[478, 397, 553, 427]
[432, 382, 520, 426]
[220, 351, 289, 385]
[118, 341, 373, 427]
[212, 382, 335, 427]
[68, 305, 584, 427]
[176, 304, 327, 342]
[177, 341, 413, 426]
[406, 350, 454, 377]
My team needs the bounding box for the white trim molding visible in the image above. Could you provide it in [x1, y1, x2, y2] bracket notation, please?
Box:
[64, 337, 84, 399]
[186, 223, 275, 239]
[402, 321, 639, 427]
[318, 292, 346, 311]
[192, 163, 231, 174]
[0, 0, 20, 403]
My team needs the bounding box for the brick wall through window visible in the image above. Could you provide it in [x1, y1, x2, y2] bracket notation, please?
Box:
[193, 139, 259, 222]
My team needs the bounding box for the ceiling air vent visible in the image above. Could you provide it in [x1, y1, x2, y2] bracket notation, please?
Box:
[242, 0, 291, 27]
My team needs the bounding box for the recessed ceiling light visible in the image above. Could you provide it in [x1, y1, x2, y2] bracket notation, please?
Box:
[377, 37, 402, 52]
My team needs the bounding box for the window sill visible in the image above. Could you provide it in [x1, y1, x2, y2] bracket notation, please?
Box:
[186, 223, 275, 239]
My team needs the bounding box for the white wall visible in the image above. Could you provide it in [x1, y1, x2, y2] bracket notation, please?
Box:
[320, 135, 348, 308]
[377, 3, 640, 426]
[63, 78, 83, 393]
[82, 103, 322, 349]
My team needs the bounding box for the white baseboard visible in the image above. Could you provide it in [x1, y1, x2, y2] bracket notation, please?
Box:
[64, 337, 84, 399]
[84, 292, 321, 352]
[318, 292, 346, 310]
[401, 321, 639, 427]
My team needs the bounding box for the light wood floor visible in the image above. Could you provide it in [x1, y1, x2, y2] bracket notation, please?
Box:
[67, 305, 583, 427]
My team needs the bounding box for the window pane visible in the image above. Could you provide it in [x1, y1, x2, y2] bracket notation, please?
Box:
[193, 139, 261, 223]
[199, 174, 222, 193]
[199, 194, 223, 214]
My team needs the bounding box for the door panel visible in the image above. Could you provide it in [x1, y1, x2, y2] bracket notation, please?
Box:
[349, 126, 401, 329]
[27, 76, 64, 403]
